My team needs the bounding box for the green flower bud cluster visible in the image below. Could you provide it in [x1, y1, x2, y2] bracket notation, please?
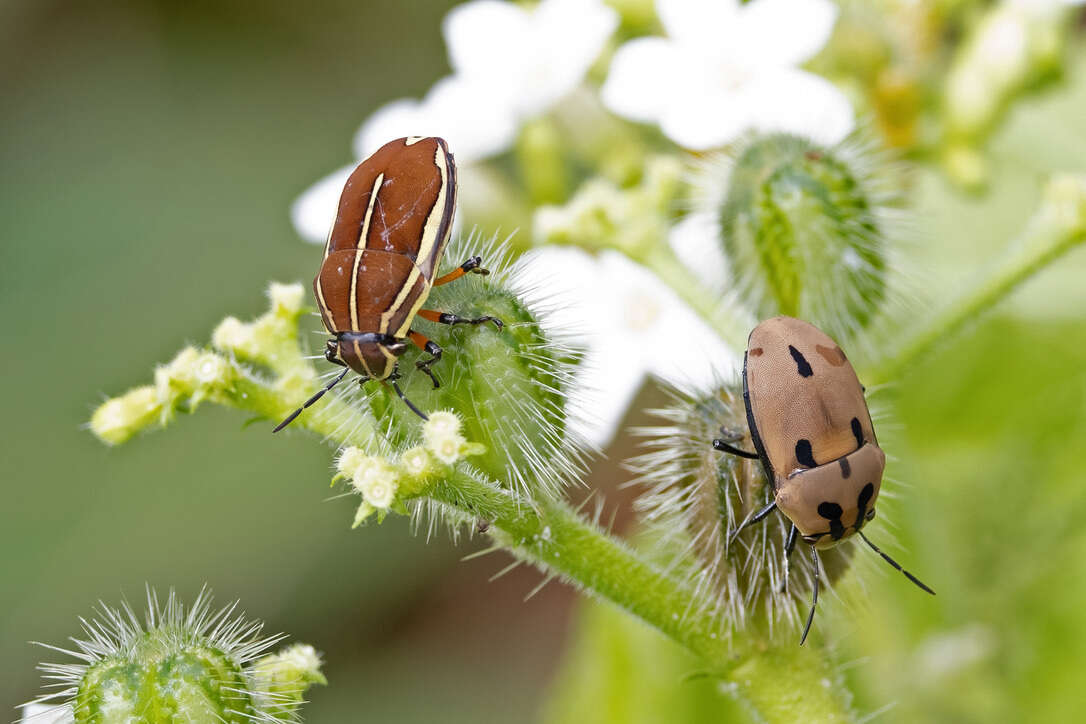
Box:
[31, 589, 323, 724]
[700, 132, 901, 346]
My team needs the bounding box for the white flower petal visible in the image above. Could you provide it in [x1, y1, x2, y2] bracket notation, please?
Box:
[517, 0, 618, 116]
[743, 69, 854, 146]
[668, 213, 727, 292]
[657, 0, 741, 47]
[602, 37, 686, 123]
[659, 86, 750, 149]
[290, 165, 353, 244]
[444, 0, 531, 82]
[736, 0, 838, 68]
[353, 78, 518, 163]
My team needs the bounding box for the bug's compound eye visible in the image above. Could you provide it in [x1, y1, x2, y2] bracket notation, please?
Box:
[865, 508, 876, 522]
[386, 342, 408, 356]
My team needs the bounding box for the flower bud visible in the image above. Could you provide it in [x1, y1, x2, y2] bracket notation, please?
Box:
[33, 589, 323, 724]
[630, 384, 854, 637]
[701, 133, 899, 343]
[364, 234, 589, 499]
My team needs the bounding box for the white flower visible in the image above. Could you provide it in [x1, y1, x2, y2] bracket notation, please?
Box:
[352, 459, 399, 509]
[292, 0, 618, 244]
[527, 246, 739, 447]
[601, 0, 853, 149]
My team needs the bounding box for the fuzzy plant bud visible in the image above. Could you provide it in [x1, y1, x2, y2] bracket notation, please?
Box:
[31, 589, 323, 724]
[629, 385, 853, 638]
[533, 156, 682, 261]
[363, 235, 589, 500]
[250, 643, 327, 719]
[700, 133, 900, 344]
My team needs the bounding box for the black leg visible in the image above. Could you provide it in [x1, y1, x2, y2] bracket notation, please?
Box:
[800, 545, 820, 645]
[780, 524, 799, 593]
[436, 311, 503, 331]
[713, 438, 759, 459]
[410, 334, 443, 389]
[728, 499, 778, 546]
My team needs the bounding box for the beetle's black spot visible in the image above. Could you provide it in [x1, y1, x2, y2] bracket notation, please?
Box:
[854, 482, 875, 530]
[851, 417, 864, 448]
[795, 439, 817, 468]
[817, 502, 842, 519]
[857, 482, 874, 508]
[788, 345, 813, 377]
[818, 502, 846, 540]
[839, 457, 851, 478]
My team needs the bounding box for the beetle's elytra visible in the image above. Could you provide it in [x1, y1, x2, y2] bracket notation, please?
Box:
[275, 136, 502, 432]
[713, 316, 934, 644]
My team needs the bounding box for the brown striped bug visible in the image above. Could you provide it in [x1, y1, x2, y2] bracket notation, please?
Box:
[713, 316, 934, 643]
[274, 136, 502, 432]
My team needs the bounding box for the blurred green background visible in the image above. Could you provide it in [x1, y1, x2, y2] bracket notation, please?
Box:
[2, 1, 1085, 722]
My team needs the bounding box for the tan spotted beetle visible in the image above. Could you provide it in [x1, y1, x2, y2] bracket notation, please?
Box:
[274, 136, 501, 432]
[713, 316, 934, 643]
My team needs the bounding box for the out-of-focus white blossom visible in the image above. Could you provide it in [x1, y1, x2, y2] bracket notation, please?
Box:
[601, 0, 853, 149]
[527, 246, 738, 447]
[292, 0, 617, 244]
[19, 704, 73, 724]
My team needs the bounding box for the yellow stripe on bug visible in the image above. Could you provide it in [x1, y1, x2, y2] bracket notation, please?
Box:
[349, 173, 385, 329]
[405, 136, 425, 145]
[414, 143, 450, 279]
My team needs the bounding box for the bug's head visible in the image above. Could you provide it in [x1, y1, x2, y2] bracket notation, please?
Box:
[333, 333, 406, 381]
[774, 442, 885, 550]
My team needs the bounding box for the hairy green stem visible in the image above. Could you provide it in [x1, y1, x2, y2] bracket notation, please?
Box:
[872, 174, 1086, 385]
[427, 470, 855, 723]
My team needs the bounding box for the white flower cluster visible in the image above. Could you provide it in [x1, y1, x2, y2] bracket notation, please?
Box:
[337, 412, 481, 526]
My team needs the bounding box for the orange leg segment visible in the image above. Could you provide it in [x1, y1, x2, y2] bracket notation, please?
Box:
[434, 255, 490, 286]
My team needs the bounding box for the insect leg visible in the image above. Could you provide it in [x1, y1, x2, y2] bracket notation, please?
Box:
[712, 438, 759, 459]
[418, 308, 504, 331]
[800, 546, 820, 645]
[407, 329, 443, 388]
[433, 256, 490, 286]
[858, 531, 936, 595]
[727, 499, 778, 546]
[273, 367, 350, 433]
[780, 524, 799, 593]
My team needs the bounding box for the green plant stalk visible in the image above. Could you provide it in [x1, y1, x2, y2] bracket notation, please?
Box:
[640, 244, 753, 353]
[871, 174, 1086, 385]
[425, 470, 854, 723]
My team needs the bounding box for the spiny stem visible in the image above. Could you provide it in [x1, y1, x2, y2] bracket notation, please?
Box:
[871, 174, 1086, 385]
[426, 470, 856, 723]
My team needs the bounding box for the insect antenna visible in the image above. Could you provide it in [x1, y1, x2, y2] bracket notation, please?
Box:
[858, 531, 935, 595]
[273, 368, 350, 433]
[800, 545, 820, 645]
[390, 378, 429, 421]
